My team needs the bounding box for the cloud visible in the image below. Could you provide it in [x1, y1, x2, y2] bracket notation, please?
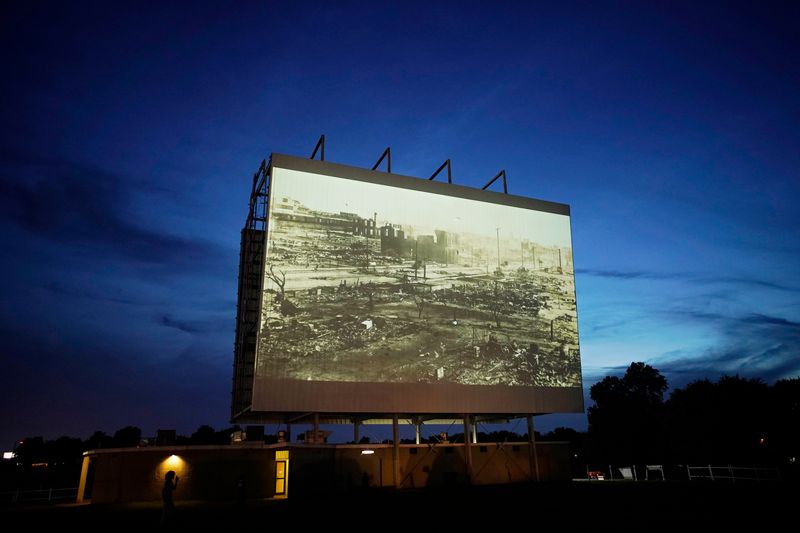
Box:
[582, 307, 799, 394]
[588, 318, 632, 333]
[0, 151, 230, 273]
[666, 308, 800, 330]
[654, 310, 800, 384]
[157, 314, 232, 335]
[577, 268, 799, 292]
[576, 268, 682, 281]
[744, 313, 800, 327]
[708, 277, 796, 292]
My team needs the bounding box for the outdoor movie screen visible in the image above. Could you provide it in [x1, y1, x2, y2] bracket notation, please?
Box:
[251, 155, 582, 414]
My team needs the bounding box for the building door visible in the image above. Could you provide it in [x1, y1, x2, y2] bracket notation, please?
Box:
[274, 450, 289, 498]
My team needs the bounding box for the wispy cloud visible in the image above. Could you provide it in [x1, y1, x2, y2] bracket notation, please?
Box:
[577, 268, 800, 293]
[653, 310, 800, 383]
[157, 314, 231, 335]
[0, 152, 230, 272]
[577, 268, 683, 281]
[708, 277, 798, 292]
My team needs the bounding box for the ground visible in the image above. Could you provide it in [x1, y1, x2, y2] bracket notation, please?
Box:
[4, 481, 796, 529]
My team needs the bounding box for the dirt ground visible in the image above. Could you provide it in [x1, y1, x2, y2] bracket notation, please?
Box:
[5, 481, 796, 530]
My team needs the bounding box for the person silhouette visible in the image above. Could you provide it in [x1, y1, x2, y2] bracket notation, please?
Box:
[236, 475, 246, 505]
[161, 470, 179, 525]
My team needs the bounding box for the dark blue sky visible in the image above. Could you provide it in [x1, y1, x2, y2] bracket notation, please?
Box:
[1, 1, 798, 446]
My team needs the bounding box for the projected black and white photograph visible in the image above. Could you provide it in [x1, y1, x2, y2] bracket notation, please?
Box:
[255, 167, 581, 387]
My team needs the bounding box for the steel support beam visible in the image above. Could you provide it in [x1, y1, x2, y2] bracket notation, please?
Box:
[527, 414, 540, 481]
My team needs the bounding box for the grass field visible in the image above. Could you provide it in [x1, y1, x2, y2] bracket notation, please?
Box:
[4, 481, 796, 529]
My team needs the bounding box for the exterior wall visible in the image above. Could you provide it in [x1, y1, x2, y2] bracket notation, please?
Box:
[76, 456, 91, 503]
[327, 442, 568, 490]
[80, 445, 278, 504]
[78, 442, 569, 503]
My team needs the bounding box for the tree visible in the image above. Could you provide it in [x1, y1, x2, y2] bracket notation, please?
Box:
[112, 426, 142, 448]
[191, 424, 217, 445]
[770, 378, 800, 466]
[265, 264, 298, 315]
[85, 431, 113, 450]
[265, 264, 286, 300]
[587, 362, 667, 464]
[15, 437, 45, 465]
[664, 375, 770, 464]
[542, 427, 587, 478]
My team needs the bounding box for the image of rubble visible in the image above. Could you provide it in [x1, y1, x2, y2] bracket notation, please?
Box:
[255, 180, 581, 388]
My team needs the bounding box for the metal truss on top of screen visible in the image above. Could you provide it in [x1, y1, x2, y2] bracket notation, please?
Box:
[372, 146, 391, 173]
[310, 134, 325, 161]
[312, 134, 510, 193]
[429, 158, 452, 183]
[482, 169, 508, 194]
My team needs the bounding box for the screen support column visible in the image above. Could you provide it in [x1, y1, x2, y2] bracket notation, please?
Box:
[463, 414, 474, 483]
[392, 414, 401, 488]
[527, 414, 540, 481]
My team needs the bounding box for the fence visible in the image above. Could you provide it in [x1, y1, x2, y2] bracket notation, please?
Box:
[686, 465, 780, 482]
[587, 465, 644, 481]
[0, 487, 78, 504]
[585, 464, 780, 482]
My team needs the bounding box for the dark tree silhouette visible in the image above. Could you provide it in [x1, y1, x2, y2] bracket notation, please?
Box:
[471, 430, 526, 443]
[769, 377, 800, 473]
[191, 424, 217, 445]
[112, 426, 142, 447]
[85, 431, 113, 450]
[14, 437, 46, 465]
[542, 427, 587, 478]
[664, 375, 771, 464]
[588, 362, 667, 464]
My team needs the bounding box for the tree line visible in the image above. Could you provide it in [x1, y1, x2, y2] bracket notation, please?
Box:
[584, 363, 799, 470]
[3, 363, 799, 489]
[2, 425, 247, 491]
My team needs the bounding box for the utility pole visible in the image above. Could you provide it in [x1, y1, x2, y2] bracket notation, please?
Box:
[496, 227, 501, 269]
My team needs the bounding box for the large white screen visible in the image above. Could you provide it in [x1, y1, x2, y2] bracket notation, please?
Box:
[253, 164, 581, 395]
